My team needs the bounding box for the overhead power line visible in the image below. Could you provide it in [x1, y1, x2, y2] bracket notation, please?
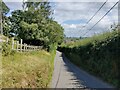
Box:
[86, 0, 108, 24]
[78, 0, 108, 36]
[80, 0, 108, 29]
[82, 1, 119, 37]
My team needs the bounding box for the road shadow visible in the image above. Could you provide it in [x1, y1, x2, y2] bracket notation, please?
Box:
[60, 52, 114, 88]
[61, 53, 88, 88]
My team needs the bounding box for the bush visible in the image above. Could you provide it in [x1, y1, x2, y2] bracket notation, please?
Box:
[2, 41, 12, 56]
[2, 39, 16, 56]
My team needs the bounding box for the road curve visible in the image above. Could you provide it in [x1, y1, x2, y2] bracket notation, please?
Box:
[50, 51, 114, 88]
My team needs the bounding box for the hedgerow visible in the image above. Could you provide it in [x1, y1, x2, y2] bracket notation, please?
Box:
[58, 30, 120, 87]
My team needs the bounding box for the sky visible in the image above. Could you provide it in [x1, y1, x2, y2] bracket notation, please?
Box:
[3, 0, 119, 37]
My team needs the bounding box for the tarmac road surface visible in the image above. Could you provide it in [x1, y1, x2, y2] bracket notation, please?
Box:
[50, 51, 114, 88]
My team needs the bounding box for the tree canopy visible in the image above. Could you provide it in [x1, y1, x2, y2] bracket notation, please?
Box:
[1, 0, 10, 35]
[0, 0, 10, 15]
[2, 0, 64, 51]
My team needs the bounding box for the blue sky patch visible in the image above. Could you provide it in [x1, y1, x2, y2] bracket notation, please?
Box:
[62, 19, 86, 24]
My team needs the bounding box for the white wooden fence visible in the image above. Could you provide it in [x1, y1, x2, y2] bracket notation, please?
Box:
[11, 37, 42, 52]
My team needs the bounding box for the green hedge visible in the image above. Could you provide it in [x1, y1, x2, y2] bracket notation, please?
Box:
[58, 30, 120, 87]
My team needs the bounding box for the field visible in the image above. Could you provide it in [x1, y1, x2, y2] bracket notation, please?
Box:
[59, 30, 120, 87]
[2, 50, 56, 88]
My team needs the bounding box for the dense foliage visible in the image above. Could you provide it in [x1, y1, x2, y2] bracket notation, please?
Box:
[0, 0, 10, 15]
[2, 40, 12, 56]
[0, 0, 10, 35]
[58, 30, 120, 87]
[2, 0, 64, 51]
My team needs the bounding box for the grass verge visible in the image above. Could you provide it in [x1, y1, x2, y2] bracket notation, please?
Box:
[2, 50, 56, 88]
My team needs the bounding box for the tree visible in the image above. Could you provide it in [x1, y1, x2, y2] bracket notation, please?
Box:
[2, 1, 10, 15]
[1, 0, 10, 35]
[7, 0, 64, 51]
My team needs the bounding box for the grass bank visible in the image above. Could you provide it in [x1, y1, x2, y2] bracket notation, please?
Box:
[2, 50, 56, 88]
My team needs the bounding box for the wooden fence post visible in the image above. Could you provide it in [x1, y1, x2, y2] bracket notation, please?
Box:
[16, 41, 19, 52]
[12, 37, 14, 50]
[37, 46, 38, 50]
[20, 39, 23, 52]
[24, 43, 26, 52]
[6, 37, 9, 43]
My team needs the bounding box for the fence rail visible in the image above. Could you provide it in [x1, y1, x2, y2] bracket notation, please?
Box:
[11, 37, 42, 52]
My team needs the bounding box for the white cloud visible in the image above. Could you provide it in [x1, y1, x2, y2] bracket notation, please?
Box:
[70, 24, 77, 28]
[3, 1, 23, 10]
[3, 0, 23, 2]
[3, 0, 119, 2]
[52, 0, 118, 2]
[53, 1, 118, 37]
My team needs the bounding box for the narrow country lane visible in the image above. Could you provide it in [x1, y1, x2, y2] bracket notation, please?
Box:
[50, 51, 114, 88]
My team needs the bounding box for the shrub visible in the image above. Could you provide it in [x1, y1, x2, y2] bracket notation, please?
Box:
[2, 39, 16, 56]
[2, 41, 12, 56]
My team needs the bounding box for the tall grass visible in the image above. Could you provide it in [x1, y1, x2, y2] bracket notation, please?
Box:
[2, 50, 56, 88]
